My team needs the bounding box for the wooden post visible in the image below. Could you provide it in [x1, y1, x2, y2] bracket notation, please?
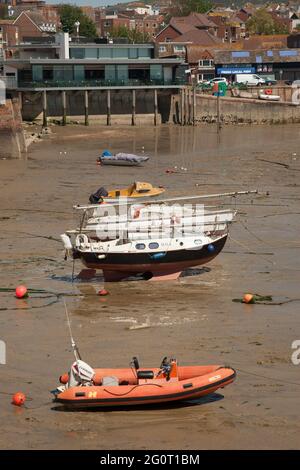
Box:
[18, 92, 22, 111]
[193, 87, 196, 126]
[61, 91, 67, 126]
[154, 88, 158, 126]
[107, 89, 111, 126]
[84, 90, 89, 126]
[132, 89, 136, 126]
[180, 88, 184, 126]
[184, 88, 188, 125]
[42, 90, 47, 128]
[188, 89, 192, 125]
[217, 93, 221, 133]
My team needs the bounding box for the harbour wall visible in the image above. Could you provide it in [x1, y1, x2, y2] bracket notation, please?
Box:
[0, 99, 27, 158]
[19, 89, 174, 124]
[192, 94, 300, 125]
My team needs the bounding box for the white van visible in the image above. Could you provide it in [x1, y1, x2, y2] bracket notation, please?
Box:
[235, 74, 266, 86]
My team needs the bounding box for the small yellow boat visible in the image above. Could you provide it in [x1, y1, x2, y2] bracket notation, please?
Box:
[107, 182, 165, 199]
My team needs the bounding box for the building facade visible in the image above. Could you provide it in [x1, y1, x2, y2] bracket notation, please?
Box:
[214, 48, 300, 82]
[1, 32, 187, 89]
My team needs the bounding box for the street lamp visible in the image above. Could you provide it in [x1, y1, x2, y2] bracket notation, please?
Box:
[74, 21, 80, 42]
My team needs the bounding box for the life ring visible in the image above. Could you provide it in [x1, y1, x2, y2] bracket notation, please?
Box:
[265, 89, 272, 95]
[75, 233, 89, 248]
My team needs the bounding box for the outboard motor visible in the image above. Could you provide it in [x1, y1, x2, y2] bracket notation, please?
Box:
[68, 360, 95, 388]
[89, 187, 109, 204]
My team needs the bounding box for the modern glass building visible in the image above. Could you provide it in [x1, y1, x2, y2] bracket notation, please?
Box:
[2, 34, 187, 89]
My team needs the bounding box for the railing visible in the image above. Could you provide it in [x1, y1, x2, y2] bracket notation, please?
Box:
[18, 78, 187, 89]
[0, 76, 18, 89]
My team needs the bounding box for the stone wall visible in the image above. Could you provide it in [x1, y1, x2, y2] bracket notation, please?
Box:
[0, 99, 27, 158]
[195, 94, 300, 124]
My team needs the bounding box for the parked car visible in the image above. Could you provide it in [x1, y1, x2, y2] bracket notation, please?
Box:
[262, 76, 277, 86]
[208, 77, 229, 86]
[234, 74, 266, 86]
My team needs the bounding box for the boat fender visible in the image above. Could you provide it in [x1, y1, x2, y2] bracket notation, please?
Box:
[61, 233, 73, 250]
[133, 207, 143, 219]
[170, 215, 180, 224]
[137, 370, 154, 380]
[59, 374, 69, 384]
[75, 234, 89, 248]
[265, 89, 272, 95]
[207, 243, 215, 253]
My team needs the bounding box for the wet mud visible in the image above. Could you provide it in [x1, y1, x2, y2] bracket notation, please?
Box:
[0, 124, 300, 449]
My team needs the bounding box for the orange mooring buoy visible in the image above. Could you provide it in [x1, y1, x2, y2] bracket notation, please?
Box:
[12, 392, 26, 406]
[15, 285, 28, 299]
[243, 293, 254, 304]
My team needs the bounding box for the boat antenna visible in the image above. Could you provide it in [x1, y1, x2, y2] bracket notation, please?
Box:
[63, 298, 81, 362]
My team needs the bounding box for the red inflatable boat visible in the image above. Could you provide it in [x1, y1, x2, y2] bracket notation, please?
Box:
[52, 357, 236, 409]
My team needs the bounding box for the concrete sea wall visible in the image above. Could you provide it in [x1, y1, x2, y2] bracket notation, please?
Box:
[194, 94, 300, 125]
[0, 99, 27, 158]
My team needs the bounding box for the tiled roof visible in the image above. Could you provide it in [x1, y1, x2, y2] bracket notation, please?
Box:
[173, 29, 222, 46]
[186, 45, 214, 63]
[215, 47, 300, 64]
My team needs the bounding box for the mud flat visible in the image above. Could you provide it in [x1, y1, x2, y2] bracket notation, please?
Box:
[0, 124, 300, 449]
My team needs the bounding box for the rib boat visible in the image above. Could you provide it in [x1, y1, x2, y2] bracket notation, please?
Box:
[52, 356, 236, 409]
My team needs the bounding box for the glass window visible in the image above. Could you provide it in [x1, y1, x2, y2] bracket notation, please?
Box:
[53, 65, 73, 81]
[85, 48, 98, 59]
[149, 242, 159, 249]
[70, 48, 85, 59]
[112, 48, 129, 59]
[150, 64, 163, 81]
[99, 47, 112, 59]
[136, 243, 146, 250]
[74, 65, 85, 81]
[138, 47, 151, 58]
[32, 64, 43, 81]
[129, 47, 138, 59]
[116, 65, 128, 82]
[105, 64, 116, 81]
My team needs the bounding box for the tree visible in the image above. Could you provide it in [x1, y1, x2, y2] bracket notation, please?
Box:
[170, 0, 213, 17]
[246, 8, 288, 35]
[110, 26, 151, 43]
[58, 4, 97, 38]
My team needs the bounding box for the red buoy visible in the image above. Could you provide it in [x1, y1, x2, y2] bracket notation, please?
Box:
[15, 285, 28, 299]
[12, 392, 26, 406]
[98, 289, 109, 296]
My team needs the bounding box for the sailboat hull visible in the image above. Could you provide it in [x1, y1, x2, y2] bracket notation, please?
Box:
[75, 234, 227, 281]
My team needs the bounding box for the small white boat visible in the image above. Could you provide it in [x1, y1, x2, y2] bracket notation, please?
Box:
[259, 93, 280, 102]
[99, 153, 149, 167]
